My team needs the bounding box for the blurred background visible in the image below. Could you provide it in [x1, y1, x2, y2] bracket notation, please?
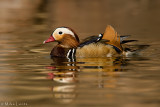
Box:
[0, 0, 160, 107]
[1, 0, 160, 40]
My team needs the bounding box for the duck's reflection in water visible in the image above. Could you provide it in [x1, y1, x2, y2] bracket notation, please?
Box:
[77, 57, 126, 89]
[46, 57, 78, 103]
[46, 57, 126, 103]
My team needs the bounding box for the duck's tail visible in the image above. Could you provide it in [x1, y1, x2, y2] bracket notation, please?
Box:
[101, 25, 149, 55]
[123, 44, 150, 56]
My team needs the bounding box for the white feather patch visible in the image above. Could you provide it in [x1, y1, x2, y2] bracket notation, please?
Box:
[53, 28, 75, 37]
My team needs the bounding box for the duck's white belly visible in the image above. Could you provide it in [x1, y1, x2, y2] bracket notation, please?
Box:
[76, 43, 119, 57]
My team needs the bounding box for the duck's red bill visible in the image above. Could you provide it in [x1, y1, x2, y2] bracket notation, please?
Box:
[43, 36, 55, 44]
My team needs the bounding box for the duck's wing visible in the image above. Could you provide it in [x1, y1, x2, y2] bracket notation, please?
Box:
[121, 40, 138, 44]
[120, 35, 138, 44]
[78, 26, 137, 51]
[78, 36, 99, 48]
[78, 34, 109, 48]
[102, 25, 123, 52]
[120, 35, 131, 42]
[123, 44, 150, 56]
[124, 44, 150, 52]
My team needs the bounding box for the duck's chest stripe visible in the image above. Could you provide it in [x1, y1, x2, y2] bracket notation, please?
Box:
[67, 49, 76, 58]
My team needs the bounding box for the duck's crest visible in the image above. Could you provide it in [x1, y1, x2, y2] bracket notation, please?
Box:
[102, 25, 123, 52]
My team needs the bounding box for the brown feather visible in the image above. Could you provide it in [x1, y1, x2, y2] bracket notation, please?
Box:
[102, 25, 123, 52]
[61, 26, 80, 42]
[60, 34, 79, 48]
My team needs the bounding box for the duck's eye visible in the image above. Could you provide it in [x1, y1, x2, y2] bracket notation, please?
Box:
[58, 31, 63, 35]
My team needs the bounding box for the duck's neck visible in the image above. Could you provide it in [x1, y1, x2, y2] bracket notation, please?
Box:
[51, 35, 79, 57]
[60, 35, 79, 48]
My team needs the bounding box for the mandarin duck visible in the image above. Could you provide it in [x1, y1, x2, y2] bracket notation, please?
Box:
[43, 25, 148, 58]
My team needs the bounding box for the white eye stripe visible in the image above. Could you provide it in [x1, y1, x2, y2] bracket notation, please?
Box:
[53, 28, 75, 37]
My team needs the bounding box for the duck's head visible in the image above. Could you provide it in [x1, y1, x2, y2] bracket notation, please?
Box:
[43, 27, 79, 48]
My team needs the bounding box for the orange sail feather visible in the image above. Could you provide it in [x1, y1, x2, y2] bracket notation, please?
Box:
[102, 25, 123, 52]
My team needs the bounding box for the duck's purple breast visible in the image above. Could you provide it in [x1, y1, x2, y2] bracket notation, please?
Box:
[50, 46, 68, 57]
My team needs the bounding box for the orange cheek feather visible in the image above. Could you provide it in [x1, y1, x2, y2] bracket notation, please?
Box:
[54, 34, 64, 41]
